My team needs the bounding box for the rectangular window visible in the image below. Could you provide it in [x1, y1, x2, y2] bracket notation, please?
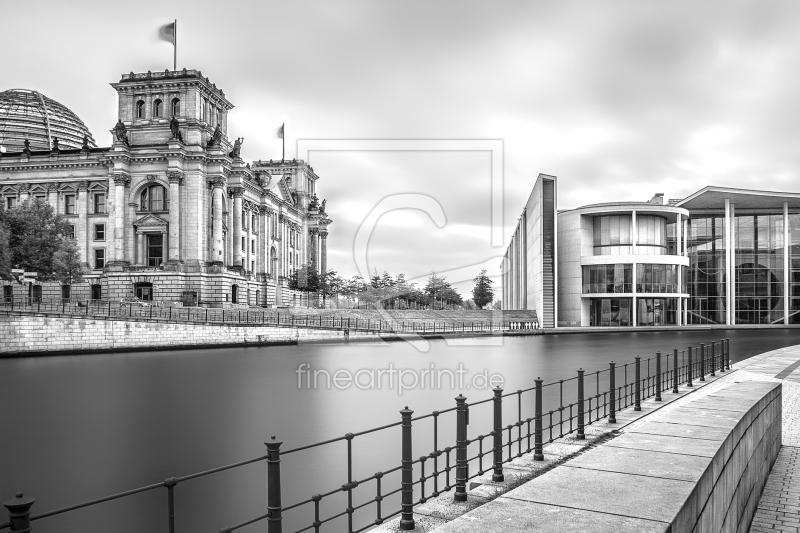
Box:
[61, 285, 71, 300]
[252, 240, 255, 255]
[91, 284, 102, 300]
[242, 237, 246, 251]
[147, 234, 163, 267]
[252, 214, 257, 229]
[94, 193, 106, 214]
[94, 249, 105, 269]
[251, 260, 255, 272]
[66, 224, 75, 240]
[6, 197, 17, 210]
[64, 194, 76, 214]
[94, 224, 105, 241]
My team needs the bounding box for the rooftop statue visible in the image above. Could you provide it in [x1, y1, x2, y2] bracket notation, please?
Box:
[207, 124, 222, 148]
[229, 137, 244, 159]
[170, 116, 183, 142]
[114, 119, 129, 146]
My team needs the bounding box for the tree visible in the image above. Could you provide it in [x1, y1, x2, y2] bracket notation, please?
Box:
[424, 273, 463, 309]
[492, 300, 502, 311]
[288, 263, 320, 293]
[52, 238, 86, 285]
[0, 198, 72, 279]
[0, 221, 11, 279]
[472, 270, 495, 309]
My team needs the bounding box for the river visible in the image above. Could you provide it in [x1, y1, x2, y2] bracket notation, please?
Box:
[1, 329, 798, 532]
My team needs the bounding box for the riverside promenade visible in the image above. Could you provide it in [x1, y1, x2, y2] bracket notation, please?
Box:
[374, 344, 800, 533]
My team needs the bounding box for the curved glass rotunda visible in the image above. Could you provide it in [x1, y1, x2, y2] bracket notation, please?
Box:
[0, 89, 97, 152]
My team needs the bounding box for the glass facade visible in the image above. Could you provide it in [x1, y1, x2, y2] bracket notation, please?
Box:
[582, 264, 632, 293]
[636, 215, 667, 255]
[589, 298, 632, 326]
[791, 214, 800, 324]
[734, 214, 784, 324]
[687, 215, 726, 324]
[637, 298, 678, 326]
[636, 264, 685, 293]
[593, 215, 632, 255]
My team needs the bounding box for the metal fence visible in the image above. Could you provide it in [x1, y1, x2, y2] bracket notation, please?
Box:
[0, 298, 530, 335]
[1, 339, 731, 532]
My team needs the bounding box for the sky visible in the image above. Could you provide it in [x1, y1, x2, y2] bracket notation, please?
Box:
[3, 0, 800, 298]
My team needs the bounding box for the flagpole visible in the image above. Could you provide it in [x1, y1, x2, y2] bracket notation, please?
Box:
[282, 122, 285, 161]
[173, 19, 177, 71]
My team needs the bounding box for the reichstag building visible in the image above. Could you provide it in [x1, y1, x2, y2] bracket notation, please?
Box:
[503, 174, 800, 328]
[0, 69, 331, 306]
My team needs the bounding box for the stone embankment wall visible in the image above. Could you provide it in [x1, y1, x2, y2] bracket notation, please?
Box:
[0, 314, 387, 355]
[678, 381, 782, 533]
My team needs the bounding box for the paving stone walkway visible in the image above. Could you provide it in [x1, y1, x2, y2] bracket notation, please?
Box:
[738, 346, 800, 533]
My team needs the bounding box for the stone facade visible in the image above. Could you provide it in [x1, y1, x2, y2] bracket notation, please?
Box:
[0, 69, 332, 306]
[0, 314, 387, 355]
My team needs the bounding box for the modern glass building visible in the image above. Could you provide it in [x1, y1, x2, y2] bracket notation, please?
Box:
[502, 176, 800, 327]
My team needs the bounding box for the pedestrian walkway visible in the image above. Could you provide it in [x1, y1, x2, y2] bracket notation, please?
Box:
[735, 346, 800, 533]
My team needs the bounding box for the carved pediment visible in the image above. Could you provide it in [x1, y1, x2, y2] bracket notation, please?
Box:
[133, 213, 169, 229]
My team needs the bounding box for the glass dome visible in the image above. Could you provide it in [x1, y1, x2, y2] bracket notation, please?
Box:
[0, 89, 97, 153]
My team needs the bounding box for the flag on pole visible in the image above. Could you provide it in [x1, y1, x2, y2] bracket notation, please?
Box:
[158, 20, 177, 70]
[278, 123, 285, 160]
[159, 21, 176, 45]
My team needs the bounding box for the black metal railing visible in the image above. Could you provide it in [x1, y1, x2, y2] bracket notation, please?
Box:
[2, 339, 732, 532]
[0, 298, 539, 336]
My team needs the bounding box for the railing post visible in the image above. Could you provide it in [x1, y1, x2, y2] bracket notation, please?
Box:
[655, 352, 662, 401]
[608, 362, 616, 423]
[699, 343, 706, 382]
[687, 346, 694, 387]
[266, 436, 283, 533]
[726, 338, 731, 370]
[719, 340, 726, 373]
[577, 368, 586, 438]
[454, 395, 468, 502]
[492, 387, 504, 482]
[4, 492, 35, 533]
[672, 348, 679, 394]
[634, 357, 641, 411]
[534, 377, 544, 460]
[400, 406, 415, 530]
[710, 342, 716, 377]
[164, 477, 178, 533]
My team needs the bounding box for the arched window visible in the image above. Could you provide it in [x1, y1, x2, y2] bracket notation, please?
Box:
[136, 100, 145, 119]
[140, 184, 166, 211]
[171, 98, 180, 117]
[153, 99, 163, 118]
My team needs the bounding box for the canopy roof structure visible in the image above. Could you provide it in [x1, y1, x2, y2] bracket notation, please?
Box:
[0, 89, 97, 153]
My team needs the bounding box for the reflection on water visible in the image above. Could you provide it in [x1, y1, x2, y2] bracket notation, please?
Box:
[1, 329, 798, 532]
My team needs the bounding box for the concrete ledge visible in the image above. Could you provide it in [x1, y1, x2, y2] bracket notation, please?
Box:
[422, 380, 781, 533]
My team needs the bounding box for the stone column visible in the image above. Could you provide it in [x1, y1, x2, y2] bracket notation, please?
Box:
[47, 184, 58, 209]
[785, 202, 790, 325]
[77, 181, 89, 267]
[320, 230, 328, 279]
[676, 214, 682, 327]
[112, 173, 130, 265]
[136, 230, 145, 266]
[232, 188, 243, 269]
[211, 178, 224, 265]
[167, 171, 182, 263]
[161, 228, 168, 265]
[245, 206, 252, 273]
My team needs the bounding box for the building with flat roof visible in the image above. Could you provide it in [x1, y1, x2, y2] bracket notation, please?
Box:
[502, 175, 800, 327]
[0, 69, 331, 307]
